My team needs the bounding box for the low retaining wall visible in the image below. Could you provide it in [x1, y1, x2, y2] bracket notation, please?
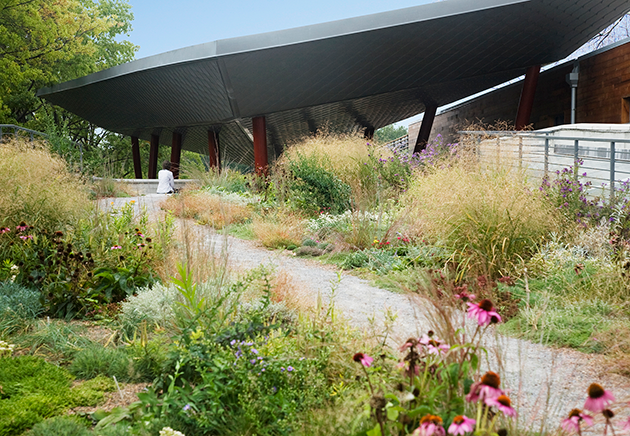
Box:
[92, 177, 200, 196]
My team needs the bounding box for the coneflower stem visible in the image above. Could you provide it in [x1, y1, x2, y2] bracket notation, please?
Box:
[476, 401, 483, 432]
[362, 366, 375, 396]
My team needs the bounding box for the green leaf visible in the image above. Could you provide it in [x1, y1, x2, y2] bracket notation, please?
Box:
[407, 405, 431, 419]
[366, 424, 382, 436]
[386, 406, 401, 421]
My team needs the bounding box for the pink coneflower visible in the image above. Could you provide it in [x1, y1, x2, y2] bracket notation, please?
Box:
[454, 291, 476, 302]
[0, 227, 10, 234]
[447, 415, 476, 435]
[419, 334, 450, 356]
[400, 337, 419, 352]
[19, 235, 33, 240]
[561, 409, 593, 433]
[413, 415, 445, 436]
[110, 245, 122, 250]
[352, 352, 373, 367]
[583, 383, 615, 413]
[467, 299, 502, 326]
[466, 371, 503, 403]
[16, 222, 28, 232]
[485, 394, 516, 417]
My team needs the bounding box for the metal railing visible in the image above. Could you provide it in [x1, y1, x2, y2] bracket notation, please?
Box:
[459, 130, 630, 198]
[383, 134, 410, 154]
[0, 124, 48, 142]
[0, 124, 85, 172]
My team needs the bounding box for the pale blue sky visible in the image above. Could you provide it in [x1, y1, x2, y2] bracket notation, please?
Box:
[127, 0, 436, 59]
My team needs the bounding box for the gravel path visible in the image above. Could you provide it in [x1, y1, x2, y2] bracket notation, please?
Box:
[104, 195, 630, 428]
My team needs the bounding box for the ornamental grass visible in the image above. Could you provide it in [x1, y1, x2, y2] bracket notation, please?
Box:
[401, 161, 561, 279]
[0, 139, 88, 229]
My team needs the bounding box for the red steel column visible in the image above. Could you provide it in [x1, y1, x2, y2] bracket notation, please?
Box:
[208, 129, 221, 171]
[148, 134, 159, 179]
[515, 65, 541, 130]
[131, 136, 142, 179]
[413, 103, 438, 154]
[170, 132, 182, 179]
[252, 116, 268, 176]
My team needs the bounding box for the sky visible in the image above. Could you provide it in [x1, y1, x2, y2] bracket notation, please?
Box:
[127, 0, 436, 59]
[124, 0, 439, 128]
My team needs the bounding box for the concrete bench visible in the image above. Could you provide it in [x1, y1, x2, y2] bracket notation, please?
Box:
[92, 177, 200, 196]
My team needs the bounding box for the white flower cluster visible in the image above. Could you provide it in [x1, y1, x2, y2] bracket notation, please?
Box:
[530, 238, 613, 275]
[307, 210, 391, 236]
[9, 264, 18, 283]
[201, 187, 261, 205]
[159, 427, 186, 436]
[0, 340, 16, 357]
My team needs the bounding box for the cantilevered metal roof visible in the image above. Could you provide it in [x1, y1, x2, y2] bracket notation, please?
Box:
[38, 0, 630, 165]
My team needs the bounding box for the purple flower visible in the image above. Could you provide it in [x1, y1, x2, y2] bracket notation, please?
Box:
[287, 366, 294, 372]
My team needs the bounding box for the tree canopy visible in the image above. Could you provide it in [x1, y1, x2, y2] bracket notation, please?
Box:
[0, 0, 137, 126]
[374, 124, 408, 144]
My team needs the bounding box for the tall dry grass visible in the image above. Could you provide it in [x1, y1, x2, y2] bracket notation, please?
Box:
[275, 132, 390, 210]
[401, 160, 561, 278]
[252, 212, 305, 248]
[0, 139, 88, 229]
[161, 191, 252, 229]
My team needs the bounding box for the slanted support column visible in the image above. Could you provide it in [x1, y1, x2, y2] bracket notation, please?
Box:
[148, 134, 159, 179]
[413, 103, 438, 154]
[515, 65, 541, 130]
[171, 132, 182, 179]
[131, 136, 142, 179]
[208, 129, 221, 171]
[364, 126, 375, 140]
[252, 116, 268, 176]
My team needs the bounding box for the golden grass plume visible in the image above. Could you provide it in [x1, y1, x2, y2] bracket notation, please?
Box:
[0, 139, 88, 229]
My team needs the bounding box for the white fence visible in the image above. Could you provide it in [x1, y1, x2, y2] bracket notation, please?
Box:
[460, 125, 630, 198]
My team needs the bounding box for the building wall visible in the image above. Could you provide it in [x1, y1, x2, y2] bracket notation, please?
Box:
[412, 41, 630, 144]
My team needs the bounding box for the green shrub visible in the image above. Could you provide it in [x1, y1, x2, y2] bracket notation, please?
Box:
[0, 200, 172, 319]
[69, 345, 132, 381]
[71, 375, 116, 407]
[27, 416, 90, 436]
[0, 356, 74, 435]
[119, 283, 178, 333]
[284, 152, 351, 215]
[0, 282, 42, 319]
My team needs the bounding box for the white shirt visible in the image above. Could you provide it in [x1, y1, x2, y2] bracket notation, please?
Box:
[157, 169, 175, 193]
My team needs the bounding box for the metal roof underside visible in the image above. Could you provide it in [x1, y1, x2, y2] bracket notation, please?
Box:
[38, 0, 630, 166]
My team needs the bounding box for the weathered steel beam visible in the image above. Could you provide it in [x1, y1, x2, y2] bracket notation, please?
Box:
[413, 103, 438, 153]
[149, 134, 160, 179]
[515, 65, 541, 130]
[208, 129, 221, 171]
[131, 136, 142, 179]
[171, 132, 182, 179]
[252, 116, 268, 176]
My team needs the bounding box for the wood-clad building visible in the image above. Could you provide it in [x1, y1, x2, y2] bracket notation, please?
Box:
[413, 39, 630, 144]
